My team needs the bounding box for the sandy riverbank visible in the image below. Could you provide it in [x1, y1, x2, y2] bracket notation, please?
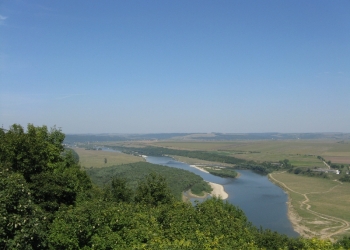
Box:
[190, 165, 209, 173]
[268, 173, 311, 238]
[286, 200, 311, 238]
[184, 181, 228, 200]
[208, 182, 229, 199]
[188, 165, 228, 199]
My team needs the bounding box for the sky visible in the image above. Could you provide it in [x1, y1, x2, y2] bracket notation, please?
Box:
[1, 1, 349, 134]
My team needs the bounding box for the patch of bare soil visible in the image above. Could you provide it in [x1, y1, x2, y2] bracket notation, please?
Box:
[324, 156, 350, 164]
[308, 221, 331, 225]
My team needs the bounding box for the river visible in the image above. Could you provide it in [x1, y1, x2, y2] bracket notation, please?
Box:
[145, 155, 299, 237]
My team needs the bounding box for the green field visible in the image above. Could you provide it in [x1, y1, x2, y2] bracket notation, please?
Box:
[150, 140, 350, 167]
[73, 147, 143, 168]
[270, 171, 350, 240]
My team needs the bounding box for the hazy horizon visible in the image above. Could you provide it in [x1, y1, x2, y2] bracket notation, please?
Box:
[62, 132, 349, 135]
[1, 1, 349, 134]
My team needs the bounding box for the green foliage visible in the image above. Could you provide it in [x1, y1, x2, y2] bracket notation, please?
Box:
[336, 235, 350, 249]
[28, 172, 78, 213]
[253, 228, 303, 250]
[48, 197, 258, 249]
[236, 163, 273, 175]
[330, 163, 344, 169]
[190, 182, 212, 196]
[113, 145, 247, 164]
[280, 159, 293, 168]
[317, 155, 325, 161]
[85, 161, 211, 200]
[0, 166, 48, 249]
[0, 124, 64, 181]
[294, 167, 303, 174]
[205, 167, 238, 178]
[62, 148, 80, 164]
[289, 167, 330, 179]
[339, 175, 350, 182]
[105, 176, 133, 203]
[0, 124, 92, 248]
[134, 172, 174, 206]
[300, 238, 339, 249]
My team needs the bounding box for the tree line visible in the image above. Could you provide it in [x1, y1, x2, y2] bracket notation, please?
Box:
[85, 161, 213, 199]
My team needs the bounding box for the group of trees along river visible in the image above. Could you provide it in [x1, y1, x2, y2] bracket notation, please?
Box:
[2, 124, 350, 249]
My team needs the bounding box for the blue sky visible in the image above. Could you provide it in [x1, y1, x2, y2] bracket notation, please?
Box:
[1, 1, 349, 133]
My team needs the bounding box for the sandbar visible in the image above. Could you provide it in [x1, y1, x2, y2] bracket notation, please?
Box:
[208, 182, 229, 199]
[190, 165, 209, 173]
[184, 182, 228, 200]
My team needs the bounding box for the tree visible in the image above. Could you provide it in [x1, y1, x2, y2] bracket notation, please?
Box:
[0, 124, 92, 248]
[0, 124, 64, 181]
[107, 177, 133, 203]
[0, 166, 48, 249]
[336, 236, 350, 249]
[134, 172, 174, 206]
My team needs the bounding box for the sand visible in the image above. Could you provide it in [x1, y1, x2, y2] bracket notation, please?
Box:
[190, 165, 209, 173]
[184, 182, 228, 200]
[208, 182, 229, 199]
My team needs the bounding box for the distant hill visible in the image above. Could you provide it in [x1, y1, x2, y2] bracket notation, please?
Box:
[64, 132, 350, 143]
[192, 133, 350, 141]
[64, 133, 191, 143]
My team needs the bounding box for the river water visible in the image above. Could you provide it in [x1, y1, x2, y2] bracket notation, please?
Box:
[145, 155, 299, 237]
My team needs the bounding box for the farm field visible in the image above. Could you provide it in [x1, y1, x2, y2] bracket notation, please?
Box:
[269, 171, 350, 240]
[149, 140, 350, 167]
[73, 147, 143, 168]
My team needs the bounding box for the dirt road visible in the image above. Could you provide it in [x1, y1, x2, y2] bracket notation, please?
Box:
[269, 171, 350, 240]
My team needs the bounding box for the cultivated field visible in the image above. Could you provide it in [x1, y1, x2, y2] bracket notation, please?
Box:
[324, 156, 350, 164]
[150, 140, 350, 167]
[73, 147, 143, 168]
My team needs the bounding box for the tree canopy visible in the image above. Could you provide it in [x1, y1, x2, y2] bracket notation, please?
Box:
[0, 124, 92, 248]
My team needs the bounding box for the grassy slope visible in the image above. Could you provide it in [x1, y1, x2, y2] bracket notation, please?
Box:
[270, 171, 350, 239]
[73, 147, 143, 168]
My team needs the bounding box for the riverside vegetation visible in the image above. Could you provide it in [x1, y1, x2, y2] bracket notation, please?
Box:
[1, 125, 350, 249]
[85, 161, 213, 199]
